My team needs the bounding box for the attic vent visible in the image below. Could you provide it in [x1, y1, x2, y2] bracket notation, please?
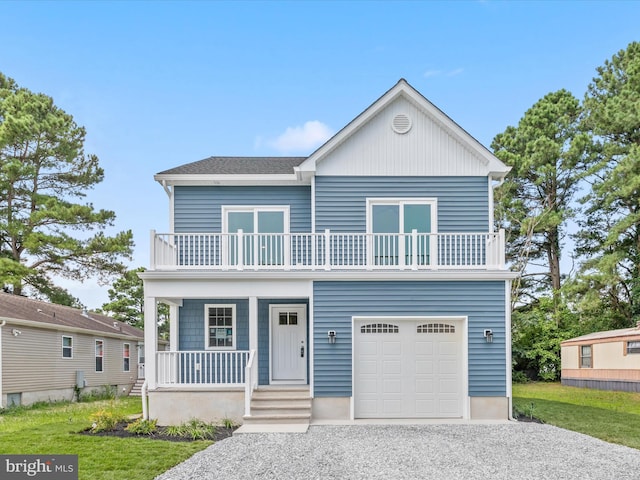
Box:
[391, 114, 412, 134]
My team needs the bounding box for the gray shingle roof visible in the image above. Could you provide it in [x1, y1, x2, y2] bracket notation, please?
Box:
[0, 292, 145, 339]
[156, 156, 307, 175]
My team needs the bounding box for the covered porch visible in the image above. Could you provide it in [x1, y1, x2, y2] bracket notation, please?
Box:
[141, 278, 313, 425]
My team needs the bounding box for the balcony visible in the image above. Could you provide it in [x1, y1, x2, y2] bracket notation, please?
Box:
[150, 230, 505, 271]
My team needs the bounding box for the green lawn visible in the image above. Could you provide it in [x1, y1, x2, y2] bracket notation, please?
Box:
[0, 398, 212, 480]
[513, 382, 640, 450]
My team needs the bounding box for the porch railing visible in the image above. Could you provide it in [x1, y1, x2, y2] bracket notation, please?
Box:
[151, 229, 505, 271]
[156, 350, 251, 387]
[244, 350, 258, 416]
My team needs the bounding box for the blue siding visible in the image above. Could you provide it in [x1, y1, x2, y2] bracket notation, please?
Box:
[315, 176, 488, 232]
[174, 185, 311, 233]
[257, 299, 309, 385]
[313, 280, 506, 397]
[179, 299, 249, 351]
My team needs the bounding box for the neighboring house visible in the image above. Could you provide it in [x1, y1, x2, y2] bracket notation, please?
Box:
[561, 324, 640, 393]
[0, 291, 147, 407]
[140, 79, 518, 426]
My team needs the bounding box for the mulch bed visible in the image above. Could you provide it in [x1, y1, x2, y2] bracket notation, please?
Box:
[79, 422, 236, 442]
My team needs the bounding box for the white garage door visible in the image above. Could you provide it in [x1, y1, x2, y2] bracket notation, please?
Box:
[354, 318, 463, 418]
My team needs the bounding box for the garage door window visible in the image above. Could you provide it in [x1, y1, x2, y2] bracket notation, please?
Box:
[417, 323, 455, 333]
[360, 323, 399, 334]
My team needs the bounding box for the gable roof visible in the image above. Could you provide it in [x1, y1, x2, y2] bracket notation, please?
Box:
[157, 156, 306, 176]
[562, 325, 640, 345]
[0, 292, 144, 340]
[296, 78, 510, 179]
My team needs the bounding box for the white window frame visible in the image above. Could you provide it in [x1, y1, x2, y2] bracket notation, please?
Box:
[366, 198, 438, 267]
[204, 304, 237, 350]
[221, 205, 290, 234]
[123, 343, 131, 372]
[62, 335, 73, 359]
[221, 206, 290, 267]
[95, 339, 104, 373]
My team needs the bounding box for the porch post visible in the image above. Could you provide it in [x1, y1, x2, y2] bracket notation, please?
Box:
[144, 296, 158, 389]
[249, 297, 258, 351]
[249, 297, 258, 380]
[169, 304, 179, 351]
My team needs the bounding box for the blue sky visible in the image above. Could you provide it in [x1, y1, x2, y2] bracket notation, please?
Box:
[2, 1, 639, 308]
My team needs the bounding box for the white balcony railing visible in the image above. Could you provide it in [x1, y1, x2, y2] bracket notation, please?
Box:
[151, 229, 505, 271]
[156, 350, 252, 387]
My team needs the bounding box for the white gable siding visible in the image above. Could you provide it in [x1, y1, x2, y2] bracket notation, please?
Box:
[317, 96, 489, 177]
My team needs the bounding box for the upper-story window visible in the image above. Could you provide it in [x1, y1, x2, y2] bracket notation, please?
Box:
[366, 198, 437, 266]
[222, 206, 290, 266]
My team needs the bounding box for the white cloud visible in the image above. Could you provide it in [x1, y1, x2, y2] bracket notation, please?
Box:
[267, 121, 334, 154]
[423, 69, 442, 78]
[447, 68, 464, 77]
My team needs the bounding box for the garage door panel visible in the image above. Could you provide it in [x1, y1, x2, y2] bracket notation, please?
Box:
[439, 379, 460, 394]
[438, 360, 459, 375]
[415, 360, 433, 374]
[383, 341, 402, 355]
[360, 341, 378, 356]
[415, 341, 433, 355]
[355, 319, 463, 419]
[383, 360, 402, 374]
[359, 360, 378, 375]
[415, 379, 434, 393]
[383, 379, 402, 393]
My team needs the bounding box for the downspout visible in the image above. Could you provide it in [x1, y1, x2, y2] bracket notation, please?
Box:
[0, 319, 6, 408]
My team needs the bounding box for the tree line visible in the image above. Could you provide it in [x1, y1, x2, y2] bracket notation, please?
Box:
[493, 42, 640, 380]
[2, 43, 638, 365]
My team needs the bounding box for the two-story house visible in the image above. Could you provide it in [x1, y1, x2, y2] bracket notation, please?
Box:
[140, 79, 517, 427]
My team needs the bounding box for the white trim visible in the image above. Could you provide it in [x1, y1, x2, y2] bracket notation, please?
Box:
[169, 183, 175, 233]
[311, 175, 316, 234]
[62, 334, 73, 359]
[366, 198, 438, 234]
[155, 174, 304, 187]
[269, 304, 308, 385]
[95, 339, 105, 373]
[351, 315, 469, 420]
[123, 342, 131, 372]
[488, 176, 494, 233]
[169, 304, 179, 351]
[204, 303, 237, 351]
[249, 297, 258, 375]
[308, 292, 314, 398]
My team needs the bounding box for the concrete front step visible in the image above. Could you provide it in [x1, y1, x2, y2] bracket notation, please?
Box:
[242, 413, 311, 425]
[245, 385, 311, 427]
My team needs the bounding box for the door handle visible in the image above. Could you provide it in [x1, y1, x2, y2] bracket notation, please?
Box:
[300, 346, 305, 358]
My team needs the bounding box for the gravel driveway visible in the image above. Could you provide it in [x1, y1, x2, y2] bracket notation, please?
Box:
[156, 423, 640, 480]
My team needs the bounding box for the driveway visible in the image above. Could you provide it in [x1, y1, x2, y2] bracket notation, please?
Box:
[156, 423, 640, 479]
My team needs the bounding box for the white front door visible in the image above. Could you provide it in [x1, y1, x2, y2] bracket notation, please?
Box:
[270, 305, 307, 384]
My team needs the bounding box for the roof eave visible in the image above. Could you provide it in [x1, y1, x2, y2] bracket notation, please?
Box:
[154, 173, 307, 187]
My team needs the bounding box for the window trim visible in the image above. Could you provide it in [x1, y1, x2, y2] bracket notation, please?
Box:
[204, 304, 237, 351]
[62, 335, 73, 359]
[123, 343, 131, 372]
[579, 344, 592, 368]
[95, 339, 105, 373]
[221, 205, 291, 234]
[626, 341, 640, 355]
[366, 198, 438, 235]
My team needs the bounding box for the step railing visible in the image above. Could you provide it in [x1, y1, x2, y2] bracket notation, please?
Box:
[244, 350, 258, 417]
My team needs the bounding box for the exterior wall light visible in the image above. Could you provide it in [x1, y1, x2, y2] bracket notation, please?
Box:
[328, 330, 337, 344]
[484, 329, 493, 343]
